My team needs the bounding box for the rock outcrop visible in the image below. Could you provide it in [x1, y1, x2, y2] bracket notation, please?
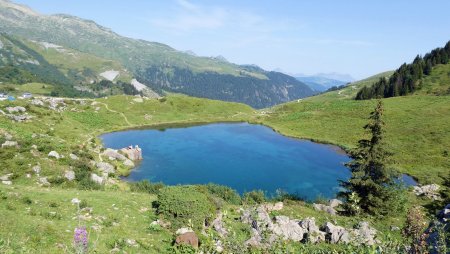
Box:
[96, 162, 115, 174]
[240, 203, 378, 246]
[413, 184, 441, 200]
[175, 232, 199, 249]
[91, 173, 104, 184]
[6, 106, 26, 113]
[270, 216, 306, 242]
[120, 145, 142, 161]
[212, 212, 228, 238]
[313, 199, 343, 215]
[102, 148, 127, 161]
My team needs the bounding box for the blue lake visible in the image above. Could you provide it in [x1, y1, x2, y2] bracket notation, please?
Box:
[101, 123, 355, 200]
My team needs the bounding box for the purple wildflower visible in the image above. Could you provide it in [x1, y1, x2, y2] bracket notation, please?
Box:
[74, 227, 88, 253]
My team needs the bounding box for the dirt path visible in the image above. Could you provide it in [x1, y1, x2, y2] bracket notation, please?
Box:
[96, 102, 132, 126]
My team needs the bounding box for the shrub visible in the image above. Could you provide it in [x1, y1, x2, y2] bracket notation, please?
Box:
[129, 180, 164, 194]
[205, 184, 241, 205]
[157, 186, 215, 230]
[403, 206, 428, 253]
[243, 190, 266, 204]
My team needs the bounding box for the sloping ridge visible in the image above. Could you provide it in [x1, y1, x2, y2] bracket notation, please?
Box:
[0, 0, 315, 108]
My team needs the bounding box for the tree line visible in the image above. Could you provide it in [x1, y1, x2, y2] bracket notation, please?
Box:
[356, 41, 450, 100]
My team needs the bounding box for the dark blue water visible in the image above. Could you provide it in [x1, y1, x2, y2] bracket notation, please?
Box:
[101, 123, 355, 200]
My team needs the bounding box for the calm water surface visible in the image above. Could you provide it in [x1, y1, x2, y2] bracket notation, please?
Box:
[101, 123, 353, 200]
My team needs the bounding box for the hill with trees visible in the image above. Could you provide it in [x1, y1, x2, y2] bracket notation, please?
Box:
[356, 41, 450, 100]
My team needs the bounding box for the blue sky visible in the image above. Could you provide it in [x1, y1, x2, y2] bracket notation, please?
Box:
[14, 0, 450, 79]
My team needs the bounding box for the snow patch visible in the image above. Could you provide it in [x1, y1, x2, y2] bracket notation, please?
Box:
[100, 70, 119, 81]
[131, 79, 147, 92]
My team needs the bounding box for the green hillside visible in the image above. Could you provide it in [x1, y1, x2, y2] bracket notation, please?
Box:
[259, 66, 450, 184]
[0, 0, 315, 108]
[0, 34, 157, 97]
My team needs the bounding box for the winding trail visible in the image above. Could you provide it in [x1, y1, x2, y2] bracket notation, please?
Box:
[97, 102, 132, 126]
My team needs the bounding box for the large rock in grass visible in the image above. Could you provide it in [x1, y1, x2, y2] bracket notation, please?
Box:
[175, 232, 199, 249]
[64, 170, 75, 181]
[48, 151, 60, 159]
[413, 184, 441, 200]
[300, 217, 325, 243]
[1, 141, 18, 148]
[90, 173, 104, 184]
[352, 221, 377, 245]
[323, 222, 351, 244]
[212, 212, 228, 237]
[96, 162, 115, 174]
[6, 106, 26, 113]
[102, 148, 127, 161]
[270, 216, 305, 242]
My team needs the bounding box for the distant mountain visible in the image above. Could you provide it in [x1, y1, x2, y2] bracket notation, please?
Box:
[295, 75, 349, 92]
[315, 73, 355, 82]
[0, 0, 315, 108]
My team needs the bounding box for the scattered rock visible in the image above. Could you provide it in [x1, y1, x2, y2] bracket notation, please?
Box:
[71, 198, 81, 205]
[69, 154, 79, 160]
[270, 216, 305, 242]
[32, 165, 41, 174]
[214, 240, 224, 253]
[0, 174, 12, 181]
[126, 239, 139, 247]
[175, 232, 199, 249]
[96, 162, 115, 174]
[262, 202, 284, 212]
[1, 141, 18, 148]
[413, 184, 441, 200]
[300, 217, 325, 243]
[6, 106, 26, 113]
[48, 151, 60, 159]
[329, 199, 343, 208]
[31, 99, 44, 106]
[176, 228, 194, 235]
[64, 170, 75, 181]
[352, 221, 377, 245]
[39, 177, 50, 186]
[244, 228, 263, 247]
[102, 148, 127, 161]
[90, 173, 104, 184]
[8, 114, 33, 122]
[323, 222, 351, 244]
[3, 132, 13, 140]
[313, 203, 337, 216]
[212, 212, 228, 237]
[2, 181, 12, 185]
[390, 226, 400, 231]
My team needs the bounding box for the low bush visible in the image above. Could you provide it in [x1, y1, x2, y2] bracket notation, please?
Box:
[204, 184, 241, 205]
[243, 190, 266, 204]
[157, 186, 215, 230]
[129, 180, 164, 194]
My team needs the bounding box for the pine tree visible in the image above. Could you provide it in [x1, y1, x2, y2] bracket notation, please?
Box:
[339, 100, 400, 215]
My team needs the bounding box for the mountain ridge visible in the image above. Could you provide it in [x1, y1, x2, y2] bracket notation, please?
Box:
[0, 0, 315, 108]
